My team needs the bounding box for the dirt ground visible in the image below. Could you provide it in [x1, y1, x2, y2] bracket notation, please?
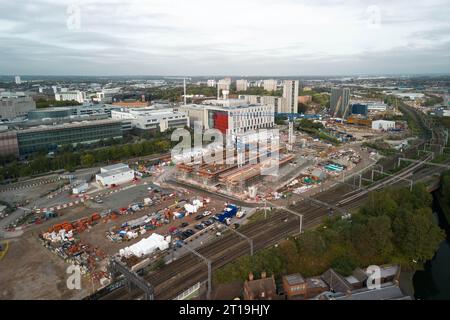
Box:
[0, 232, 90, 300]
[0, 184, 228, 300]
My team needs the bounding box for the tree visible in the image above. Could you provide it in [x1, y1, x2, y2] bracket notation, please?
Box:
[275, 115, 287, 125]
[351, 215, 394, 265]
[279, 241, 300, 274]
[331, 254, 358, 277]
[360, 191, 398, 218]
[312, 93, 330, 107]
[298, 103, 308, 114]
[438, 171, 450, 221]
[81, 154, 95, 167]
[392, 207, 445, 269]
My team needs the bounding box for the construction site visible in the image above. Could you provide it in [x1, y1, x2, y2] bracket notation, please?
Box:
[1, 86, 445, 301]
[172, 123, 377, 203]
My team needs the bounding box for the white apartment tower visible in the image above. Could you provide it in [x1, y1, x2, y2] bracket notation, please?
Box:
[263, 79, 278, 92]
[236, 79, 248, 92]
[282, 80, 299, 114]
[218, 78, 231, 91]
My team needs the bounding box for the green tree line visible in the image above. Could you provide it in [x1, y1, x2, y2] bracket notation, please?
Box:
[296, 119, 340, 145]
[36, 98, 82, 109]
[0, 139, 171, 183]
[437, 170, 450, 222]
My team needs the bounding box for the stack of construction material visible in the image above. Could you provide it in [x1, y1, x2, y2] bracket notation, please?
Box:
[42, 229, 74, 243]
[184, 199, 204, 214]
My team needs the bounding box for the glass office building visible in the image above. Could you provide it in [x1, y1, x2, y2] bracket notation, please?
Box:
[27, 107, 75, 120]
[17, 119, 123, 155]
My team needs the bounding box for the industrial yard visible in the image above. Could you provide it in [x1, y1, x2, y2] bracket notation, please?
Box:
[1, 69, 449, 304]
[0, 127, 380, 300]
[0, 161, 256, 298]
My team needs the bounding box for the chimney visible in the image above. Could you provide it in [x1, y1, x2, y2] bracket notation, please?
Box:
[249, 273, 254, 281]
[261, 271, 267, 279]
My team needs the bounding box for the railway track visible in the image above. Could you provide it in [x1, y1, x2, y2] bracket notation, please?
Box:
[95, 150, 448, 301]
[100, 211, 294, 300]
[94, 150, 440, 300]
[97, 175, 393, 301]
[94, 105, 449, 300]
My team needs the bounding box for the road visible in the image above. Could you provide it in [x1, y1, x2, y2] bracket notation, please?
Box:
[91, 147, 442, 301]
[0, 154, 171, 231]
[92, 105, 450, 301]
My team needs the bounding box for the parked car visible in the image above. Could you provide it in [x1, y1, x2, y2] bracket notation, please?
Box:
[179, 233, 188, 240]
[180, 222, 189, 228]
[202, 211, 212, 217]
[203, 220, 213, 226]
[185, 229, 195, 236]
[194, 224, 205, 230]
[169, 227, 178, 234]
[195, 214, 204, 221]
[182, 231, 191, 239]
[173, 230, 182, 238]
[175, 240, 184, 248]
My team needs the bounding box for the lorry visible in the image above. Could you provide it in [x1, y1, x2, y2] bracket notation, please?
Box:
[217, 204, 239, 223]
[72, 183, 88, 195]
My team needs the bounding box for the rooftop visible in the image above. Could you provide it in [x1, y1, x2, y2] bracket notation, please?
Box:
[321, 269, 353, 294]
[372, 265, 400, 279]
[245, 275, 277, 300]
[284, 273, 305, 286]
[96, 166, 133, 179]
[0, 92, 29, 99]
[204, 100, 266, 110]
[16, 119, 122, 134]
[101, 163, 130, 172]
[334, 283, 411, 300]
[306, 277, 328, 289]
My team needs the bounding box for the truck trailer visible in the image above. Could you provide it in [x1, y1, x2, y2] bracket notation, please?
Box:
[217, 204, 239, 223]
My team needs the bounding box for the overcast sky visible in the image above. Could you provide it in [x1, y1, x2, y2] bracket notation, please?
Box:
[0, 0, 449, 76]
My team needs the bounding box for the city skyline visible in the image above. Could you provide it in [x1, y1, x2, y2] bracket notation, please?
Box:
[1, 0, 449, 76]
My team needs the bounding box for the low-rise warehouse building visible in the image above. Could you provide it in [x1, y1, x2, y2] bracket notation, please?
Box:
[111, 108, 188, 133]
[372, 120, 396, 131]
[96, 163, 135, 187]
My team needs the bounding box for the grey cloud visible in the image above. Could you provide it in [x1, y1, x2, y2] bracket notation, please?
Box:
[0, 0, 449, 75]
